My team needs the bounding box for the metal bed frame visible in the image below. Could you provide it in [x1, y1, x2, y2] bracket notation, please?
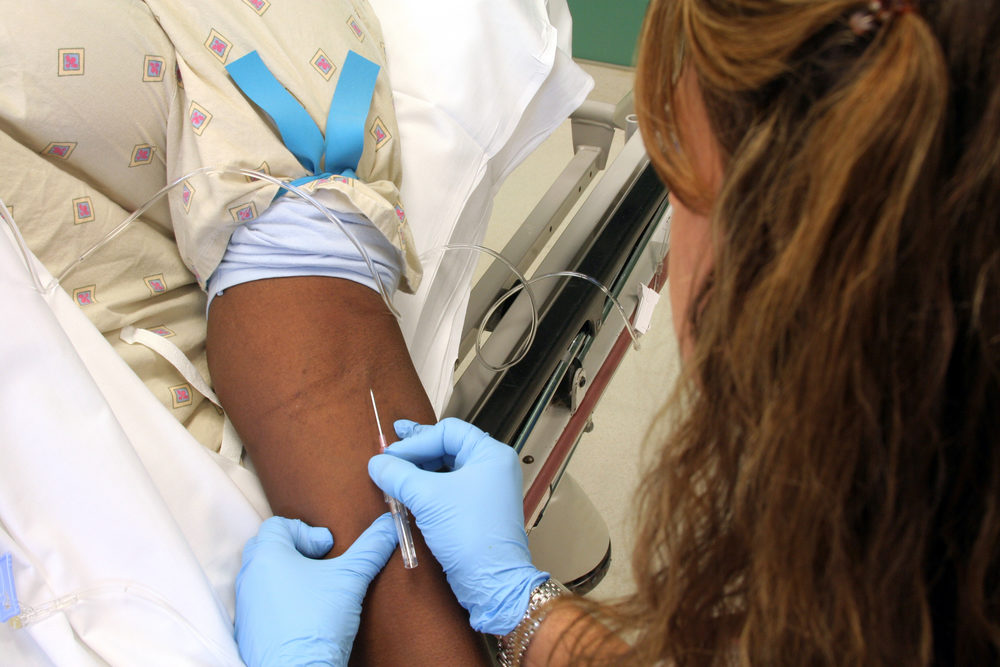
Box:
[445, 93, 671, 593]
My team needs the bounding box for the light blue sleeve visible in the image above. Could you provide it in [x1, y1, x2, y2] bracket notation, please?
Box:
[206, 197, 403, 310]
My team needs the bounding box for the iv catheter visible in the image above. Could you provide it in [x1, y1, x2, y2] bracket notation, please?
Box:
[370, 389, 418, 569]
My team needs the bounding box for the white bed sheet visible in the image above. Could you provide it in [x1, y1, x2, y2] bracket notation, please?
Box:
[0, 216, 265, 665]
[0, 0, 591, 662]
[371, 0, 592, 411]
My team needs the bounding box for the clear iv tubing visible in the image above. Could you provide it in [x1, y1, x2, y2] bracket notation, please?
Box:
[433, 244, 642, 373]
[50, 166, 641, 373]
[436, 243, 541, 373]
[7, 580, 235, 664]
[487, 267, 642, 365]
[50, 166, 402, 319]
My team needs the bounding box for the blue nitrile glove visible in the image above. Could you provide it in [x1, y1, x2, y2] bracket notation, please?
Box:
[234, 514, 397, 667]
[367, 417, 550, 635]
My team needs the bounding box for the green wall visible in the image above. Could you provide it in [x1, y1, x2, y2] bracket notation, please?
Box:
[568, 0, 649, 67]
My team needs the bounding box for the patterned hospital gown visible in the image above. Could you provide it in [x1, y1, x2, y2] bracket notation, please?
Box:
[0, 0, 420, 450]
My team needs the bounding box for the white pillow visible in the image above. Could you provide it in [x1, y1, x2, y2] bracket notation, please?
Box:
[368, 0, 593, 410]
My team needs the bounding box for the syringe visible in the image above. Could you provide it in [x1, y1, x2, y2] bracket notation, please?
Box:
[369, 389, 418, 569]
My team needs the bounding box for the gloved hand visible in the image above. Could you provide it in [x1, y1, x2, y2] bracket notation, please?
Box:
[234, 514, 397, 667]
[367, 417, 549, 635]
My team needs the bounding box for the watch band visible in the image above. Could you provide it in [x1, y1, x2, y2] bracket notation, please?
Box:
[496, 578, 570, 667]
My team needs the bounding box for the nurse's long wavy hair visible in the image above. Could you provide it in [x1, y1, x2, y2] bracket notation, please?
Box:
[579, 1, 1000, 664]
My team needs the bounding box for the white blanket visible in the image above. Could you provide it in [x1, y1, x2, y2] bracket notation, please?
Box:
[0, 216, 268, 664]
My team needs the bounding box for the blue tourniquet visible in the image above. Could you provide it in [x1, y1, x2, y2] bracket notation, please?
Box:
[226, 49, 380, 184]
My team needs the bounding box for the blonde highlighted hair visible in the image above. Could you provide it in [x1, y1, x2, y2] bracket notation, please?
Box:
[576, 1, 1000, 664]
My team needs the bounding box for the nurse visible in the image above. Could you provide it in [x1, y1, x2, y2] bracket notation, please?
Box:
[234, 1, 1000, 664]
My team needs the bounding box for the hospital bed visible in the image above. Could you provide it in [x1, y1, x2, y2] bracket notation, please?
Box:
[0, 0, 669, 662]
[448, 117, 670, 592]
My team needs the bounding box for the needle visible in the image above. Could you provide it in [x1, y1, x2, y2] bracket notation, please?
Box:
[370, 389, 418, 569]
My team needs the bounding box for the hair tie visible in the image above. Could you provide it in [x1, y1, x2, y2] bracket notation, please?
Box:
[849, 0, 916, 36]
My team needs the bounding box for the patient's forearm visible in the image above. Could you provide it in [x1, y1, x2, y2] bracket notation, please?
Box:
[206, 276, 487, 665]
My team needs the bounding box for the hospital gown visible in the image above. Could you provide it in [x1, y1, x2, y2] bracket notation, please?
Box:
[0, 0, 420, 450]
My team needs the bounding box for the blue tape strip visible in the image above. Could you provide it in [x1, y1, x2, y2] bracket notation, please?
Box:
[226, 50, 379, 184]
[1, 552, 20, 623]
[325, 51, 380, 175]
[226, 51, 325, 175]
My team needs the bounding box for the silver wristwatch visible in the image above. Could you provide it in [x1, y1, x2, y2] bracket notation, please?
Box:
[496, 578, 570, 667]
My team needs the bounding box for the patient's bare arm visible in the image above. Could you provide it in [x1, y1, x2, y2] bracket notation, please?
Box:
[206, 275, 488, 665]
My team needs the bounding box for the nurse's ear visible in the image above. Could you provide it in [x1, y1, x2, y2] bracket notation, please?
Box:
[660, 70, 724, 360]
